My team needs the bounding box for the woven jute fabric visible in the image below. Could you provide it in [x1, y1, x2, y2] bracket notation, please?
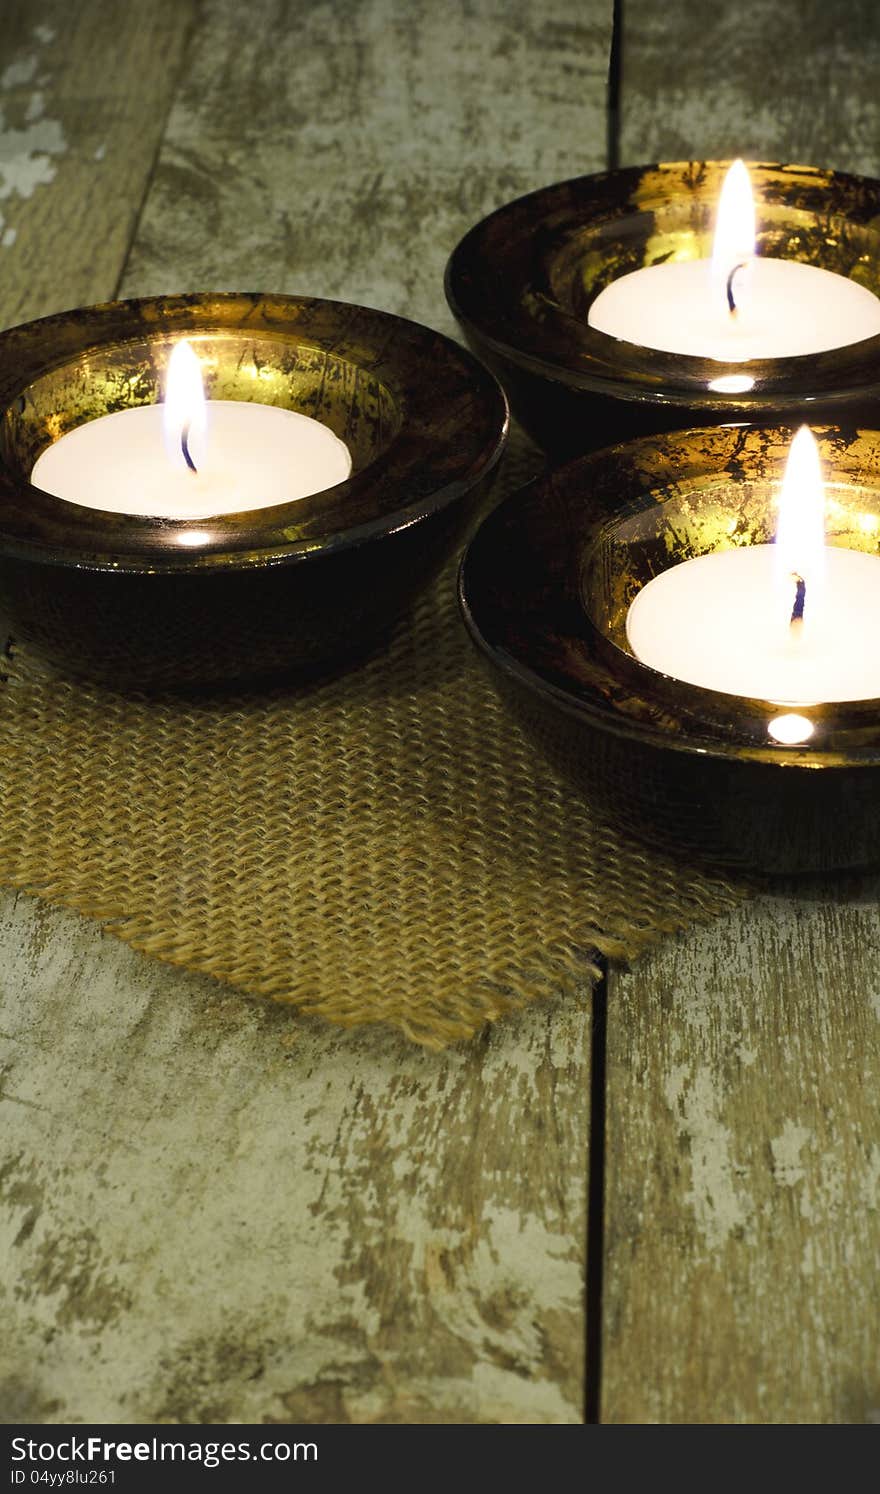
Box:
[0, 432, 745, 1047]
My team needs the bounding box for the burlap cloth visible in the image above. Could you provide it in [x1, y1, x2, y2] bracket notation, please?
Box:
[0, 431, 745, 1046]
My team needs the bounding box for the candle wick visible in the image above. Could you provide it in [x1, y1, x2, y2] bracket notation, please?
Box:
[790, 572, 806, 628]
[180, 423, 198, 474]
[726, 260, 749, 315]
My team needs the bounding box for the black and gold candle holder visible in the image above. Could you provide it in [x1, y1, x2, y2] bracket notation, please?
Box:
[446, 161, 880, 459]
[0, 292, 508, 687]
[460, 423, 880, 874]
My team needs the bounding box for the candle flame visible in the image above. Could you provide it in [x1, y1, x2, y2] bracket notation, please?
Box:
[163, 340, 207, 472]
[712, 159, 755, 311]
[774, 426, 826, 627]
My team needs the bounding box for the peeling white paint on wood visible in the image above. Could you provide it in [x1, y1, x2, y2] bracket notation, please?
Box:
[769, 1121, 812, 1190]
[0, 31, 67, 239]
[0, 0, 196, 325]
[0, 890, 591, 1423]
[604, 891, 880, 1423]
[663, 1064, 750, 1254]
[1, 56, 40, 90]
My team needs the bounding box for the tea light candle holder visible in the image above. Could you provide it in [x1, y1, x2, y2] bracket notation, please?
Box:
[446, 161, 880, 459]
[0, 292, 508, 687]
[459, 423, 880, 873]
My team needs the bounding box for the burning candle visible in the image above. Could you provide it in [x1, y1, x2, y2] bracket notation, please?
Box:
[625, 426, 880, 705]
[31, 340, 352, 519]
[588, 160, 880, 361]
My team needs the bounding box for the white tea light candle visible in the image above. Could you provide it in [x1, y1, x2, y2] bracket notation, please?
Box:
[31, 340, 352, 519]
[588, 160, 880, 361]
[625, 427, 880, 704]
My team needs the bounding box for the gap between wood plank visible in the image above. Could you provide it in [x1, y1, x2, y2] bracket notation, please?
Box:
[585, 3, 624, 1420]
[607, 0, 623, 170]
[584, 958, 609, 1423]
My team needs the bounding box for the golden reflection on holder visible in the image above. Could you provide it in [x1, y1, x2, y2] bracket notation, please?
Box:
[708, 374, 755, 394]
[768, 713, 815, 745]
[174, 529, 212, 548]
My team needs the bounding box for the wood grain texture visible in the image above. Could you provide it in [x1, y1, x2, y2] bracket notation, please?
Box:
[602, 0, 880, 1424]
[0, 0, 195, 329]
[120, 0, 613, 331]
[619, 0, 880, 172]
[0, 892, 589, 1424]
[0, 0, 615, 1424]
[602, 886, 880, 1424]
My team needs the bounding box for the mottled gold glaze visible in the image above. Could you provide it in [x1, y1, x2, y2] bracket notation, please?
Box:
[447, 162, 880, 457]
[460, 425, 880, 872]
[0, 293, 508, 684]
[9, 334, 399, 479]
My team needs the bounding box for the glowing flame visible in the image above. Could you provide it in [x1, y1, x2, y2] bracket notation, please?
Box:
[774, 425, 826, 627]
[163, 340, 207, 472]
[711, 159, 755, 310]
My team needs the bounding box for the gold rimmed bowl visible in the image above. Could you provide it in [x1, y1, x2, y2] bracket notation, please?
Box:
[0, 292, 508, 687]
[446, 161, 880, 458]
[460, 423, 880, 873]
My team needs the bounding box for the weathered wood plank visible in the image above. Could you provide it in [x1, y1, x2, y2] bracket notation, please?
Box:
[0, 892, 590, 1424]
[120, 0, 613, 330]
[602, 887, 880, 1424]
[620, 0, 880, 173]
[0, 0, 196, 329]
[603, 0, 880, 1424]
[1, 0, 615, 1424]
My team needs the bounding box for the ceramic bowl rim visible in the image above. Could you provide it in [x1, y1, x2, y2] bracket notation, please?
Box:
[0, 291, 509, 574]
[445, 159, 880, 410]
[459, 422, 880, 772]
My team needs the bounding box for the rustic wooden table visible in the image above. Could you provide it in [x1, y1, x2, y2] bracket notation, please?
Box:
[1, 0, 878, 1425]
